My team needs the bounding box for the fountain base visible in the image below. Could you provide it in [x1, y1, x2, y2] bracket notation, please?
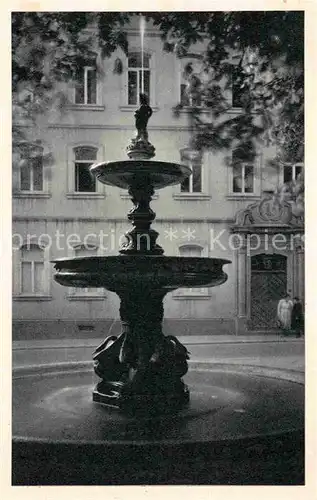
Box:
[93, 379, 189, 414]
[92, 332, 190, 414]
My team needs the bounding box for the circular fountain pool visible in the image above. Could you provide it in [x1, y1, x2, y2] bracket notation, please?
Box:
[12, 362, 304, 485]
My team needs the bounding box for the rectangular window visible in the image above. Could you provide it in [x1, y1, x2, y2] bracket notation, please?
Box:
[75, 66, 97, 105]
[21, 261, 32, 293]
[180, 83, 202, 107]
[283, 164, 303, 183]
[233, 163, 254, 194]
[87, 68, 97, 104]
[232, 66, 247, 108]
[127, 53, 150, 106]
[128, 71, 138, 105]
[20, 245, 45, 294]
[180, 83, 190, 106]
[140, 70, 150, 101]
[180, 88, 202, 106]
[20, 165, 31, 191]
[34, 262, 44, 293]
[244, 165, 254, 193]
[283, 165, 293, 183]
[180, 57, 203, 107]
[75, 164, 96, 192]
[74, 146, 97, 193]
[181, 162, 202, 193]
[20, 154, 43, 192]
[191, 94, 202, 107]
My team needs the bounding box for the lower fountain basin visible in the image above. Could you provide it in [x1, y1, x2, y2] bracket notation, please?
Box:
[90, 160, 192, 189]
[53, 255, 230, 291]
[12, 362, 304, 485]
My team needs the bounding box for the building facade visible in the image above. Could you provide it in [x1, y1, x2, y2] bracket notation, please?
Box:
[12, 18, 304, 339]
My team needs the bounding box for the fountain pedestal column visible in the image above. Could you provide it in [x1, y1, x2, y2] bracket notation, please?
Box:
[90, 143, 190, 412]
[119, 177, 163, 255]
[92, 287, 190, 413]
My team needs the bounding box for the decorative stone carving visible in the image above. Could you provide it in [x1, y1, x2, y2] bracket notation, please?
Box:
[231, 193, 304, 334]
[92, 290, 190, 414]
[233, 194, 304, 229]
[126, 139, 156, 160]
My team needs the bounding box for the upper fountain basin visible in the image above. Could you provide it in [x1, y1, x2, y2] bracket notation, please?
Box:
[53, 255, 231, 292]
[90, 160, 192, 190]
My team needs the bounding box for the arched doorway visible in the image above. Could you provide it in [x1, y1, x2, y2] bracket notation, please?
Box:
[250, 254, 287, 330]
[231, 196, 304, 334]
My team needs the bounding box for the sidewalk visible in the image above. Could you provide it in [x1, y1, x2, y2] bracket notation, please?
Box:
[12, 334, 305, 383]
[12, 334, 304, 350]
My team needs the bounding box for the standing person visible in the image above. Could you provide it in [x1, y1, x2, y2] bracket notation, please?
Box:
[277, 293, 293, 335]
[291, 297, 304, 338]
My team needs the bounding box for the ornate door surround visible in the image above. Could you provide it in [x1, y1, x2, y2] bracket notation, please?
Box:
[250, 253, 287, 330]
[231, 196, 304, 333]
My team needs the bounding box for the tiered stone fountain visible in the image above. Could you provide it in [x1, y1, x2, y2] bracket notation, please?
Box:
[12, 97, 304, 485]
[53, 94, 230, 414]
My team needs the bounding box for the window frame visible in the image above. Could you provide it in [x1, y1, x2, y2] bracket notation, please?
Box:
[21, 259, 44, 295]
[227, 154, 261, 199]
[231, 65, 249, 109]
[121, 49, 157, 109]
[180, 158, 203, 194]
[279, 162, 304, 185]
[14, 145, 51, 198]
[70, 56, 104, 109]
[74, 65, 98, 106]
[232, 162, 255, 195]
[127, 52, 151, 106]
[173, 148, 211, 200]
[67, 143, 105, 198]
[74, 146, 98, 194]
[20, 158, 43, 192]
[177, 54, 206, 110]
[13, 242, 51, 300]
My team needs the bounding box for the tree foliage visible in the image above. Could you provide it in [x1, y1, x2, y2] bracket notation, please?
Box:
[12, 12, 129, 164]
[148, 11, 304, 163]
[12, 11, 304, 166]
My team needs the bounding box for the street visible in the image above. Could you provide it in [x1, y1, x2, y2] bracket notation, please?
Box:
[13, 337, 305, 372]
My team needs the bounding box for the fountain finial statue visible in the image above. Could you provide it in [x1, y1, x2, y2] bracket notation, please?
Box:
[127, 93, 155, 159]
[135, 93, 152, 141]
